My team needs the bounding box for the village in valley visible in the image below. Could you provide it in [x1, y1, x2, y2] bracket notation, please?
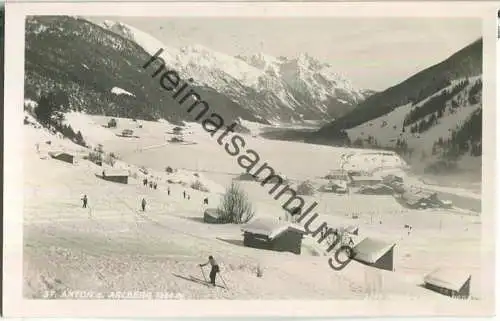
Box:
[21, 15, 485, 302]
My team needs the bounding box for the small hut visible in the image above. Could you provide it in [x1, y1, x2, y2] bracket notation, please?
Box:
[352, 237, 396, 271]
[203, 208, 222, 224]
[241, 218, 306, 255]
[423, 268, 471, 299]
[98, 169, 129, 184]
[343, 225, 359, 236]
[121, 129, 134, 137]
[48, 151, 74, 164]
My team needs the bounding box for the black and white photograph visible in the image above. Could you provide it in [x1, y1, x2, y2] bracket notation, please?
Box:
[3, 1, 497, 318]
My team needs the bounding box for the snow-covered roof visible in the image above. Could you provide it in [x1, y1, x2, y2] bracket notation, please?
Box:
[352, 237, 395, 264]
[351, 175, 382, 181]
[424, 268, 471, 292]
[102, 169, 129, 177]
[204, 208, 221, 219]
[48, 151, 74, 157]
[242, 218, 306, 240]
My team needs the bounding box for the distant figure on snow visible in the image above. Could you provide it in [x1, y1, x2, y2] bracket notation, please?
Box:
[81, 195, 88, 208]
[188, 195, 191, 200]
[199, 255, 220, 287]
[203, 197, 208, 205]
[183, 191, 186, 199]
[143, 178, 148, 186]
[141, 198, 147, 212]
[167, 187, 171, 195]
[102, 170, 106, 177]
[154, 182, 157, 190]
[149, 181, 153, 189]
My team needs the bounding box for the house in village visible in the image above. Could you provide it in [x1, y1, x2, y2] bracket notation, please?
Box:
[400, 190, 445, 209]
[423, 268, 472, 299]
[48, 151, 74, 164]
[358, 183, 394, 195]
[121, 129, 134, 137]
[382, 174, 404, 185]
[342, 225, 359, 236]
[351, 237, 396, 271]
[98, 169, 129, 184]
[326, 179, 349, 193]
[241, 218, 306, 255]
[349, 175, 383, 188]
[325, 169, 351, 182]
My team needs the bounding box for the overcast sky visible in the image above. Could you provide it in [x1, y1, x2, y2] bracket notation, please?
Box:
[89, 17, 481, 91]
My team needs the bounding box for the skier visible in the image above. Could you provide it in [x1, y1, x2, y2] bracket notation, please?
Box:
[183, 191, 186, 199]
[154, 182, 157, 190]
[81, 194, 88, 208]
[199, 255, 220, 287]
[102, 170, 106, 177]
[143, 178, 148, 186]
[149, 181, 153, 189]
[141, 198, 147, 212]
[167, 187, 171, 196]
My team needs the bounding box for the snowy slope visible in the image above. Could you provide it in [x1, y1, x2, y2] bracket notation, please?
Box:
[23, 119, 485, 301]
[98, 20, 371, 123]
[346, 77, 482, 170]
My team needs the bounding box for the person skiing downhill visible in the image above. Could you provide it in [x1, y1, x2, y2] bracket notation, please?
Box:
[199, 255, 220, 287]
[141, 198, 147, 212]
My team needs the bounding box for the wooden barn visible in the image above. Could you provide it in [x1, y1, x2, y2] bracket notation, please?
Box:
[352, 237, 396, 271]
[241, 218, 306, 255]
[203, 208, 223, 224]
[48, 151, 74, 164]
[98, 169, 129, 184]
[423, 268, 471, 299]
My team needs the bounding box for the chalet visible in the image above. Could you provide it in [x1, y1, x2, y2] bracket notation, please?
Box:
[203, 208, 222, 224]
[350, 175, 383, 187]
[241, 218, 306, 255]
[48, 151, 74, 164]
[98, 169, 129, 184]
[423, 268, 471, 299]
[352, 237, 396, 271]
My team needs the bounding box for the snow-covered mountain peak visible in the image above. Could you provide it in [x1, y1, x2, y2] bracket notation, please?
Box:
[97, 19, 371, 122]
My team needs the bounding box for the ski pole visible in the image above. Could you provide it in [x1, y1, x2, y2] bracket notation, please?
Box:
[218, 272, 229, 290]
[199, 265, 208, 282]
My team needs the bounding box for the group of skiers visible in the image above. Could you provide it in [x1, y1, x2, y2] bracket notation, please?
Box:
[143, 178, 158, 190]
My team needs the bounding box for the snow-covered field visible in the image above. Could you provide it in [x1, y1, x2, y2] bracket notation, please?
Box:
[23, 113, 487, 301]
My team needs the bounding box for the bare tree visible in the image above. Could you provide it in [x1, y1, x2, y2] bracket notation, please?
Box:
[217, 182, 255, 224]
